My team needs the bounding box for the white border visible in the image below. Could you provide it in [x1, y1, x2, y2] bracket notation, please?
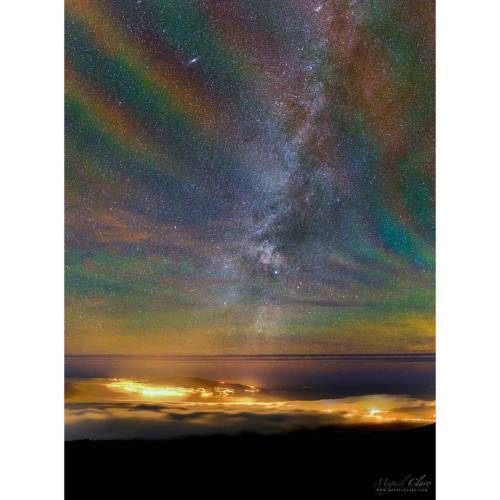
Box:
[1, 1, 64, 499]
[437, 0, 500, 499]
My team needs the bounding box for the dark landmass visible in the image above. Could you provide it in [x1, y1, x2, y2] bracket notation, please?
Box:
[66, 424, 435, 498]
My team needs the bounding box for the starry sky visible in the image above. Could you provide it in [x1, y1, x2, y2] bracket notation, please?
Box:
[65, 0, 435, 355]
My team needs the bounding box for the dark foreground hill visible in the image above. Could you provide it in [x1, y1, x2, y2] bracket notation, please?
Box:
[66, 424, 435, 498]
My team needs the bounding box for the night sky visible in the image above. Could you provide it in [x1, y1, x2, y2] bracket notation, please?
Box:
[65, 0, 435, 355]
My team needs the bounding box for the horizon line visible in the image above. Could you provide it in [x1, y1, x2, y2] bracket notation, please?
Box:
[65, 352, 435, 358]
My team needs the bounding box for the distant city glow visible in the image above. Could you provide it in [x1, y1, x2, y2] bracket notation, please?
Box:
[65, 377, 436, 429]
[107, 380, 192, 397]
[106, 378, 238, 400]
[65, 374, 435, 440]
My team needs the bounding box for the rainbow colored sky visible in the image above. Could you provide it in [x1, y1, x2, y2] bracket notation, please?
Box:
[65, 0, 434, 355]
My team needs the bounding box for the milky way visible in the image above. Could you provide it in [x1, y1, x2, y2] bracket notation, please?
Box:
[65, 0, 435, 354]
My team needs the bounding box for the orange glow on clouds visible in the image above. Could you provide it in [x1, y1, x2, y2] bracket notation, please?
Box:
[66, 377, 435, 432]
